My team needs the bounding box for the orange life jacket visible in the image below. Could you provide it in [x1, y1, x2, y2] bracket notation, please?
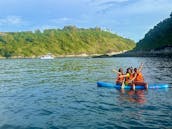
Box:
[135, 72, 144, 82]
[129, 73, 134, 80]
[116, 74, 124, 82]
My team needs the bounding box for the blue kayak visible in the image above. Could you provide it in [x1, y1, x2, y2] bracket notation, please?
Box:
[97, 81, 169, 89]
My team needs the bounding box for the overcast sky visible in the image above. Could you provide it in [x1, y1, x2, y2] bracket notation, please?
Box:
[0, 0, 171, 41]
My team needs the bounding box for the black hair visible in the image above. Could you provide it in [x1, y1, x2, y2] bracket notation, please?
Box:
[134, 68, 137, 72]
[126, 68, 131, 73]
[118, 68, 123, 73]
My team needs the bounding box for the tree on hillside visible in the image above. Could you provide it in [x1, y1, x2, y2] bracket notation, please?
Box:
[0, 27, 135, 57]
[136, 12, 172, 50]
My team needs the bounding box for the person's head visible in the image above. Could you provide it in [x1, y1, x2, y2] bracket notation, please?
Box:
[130, 67, 133, 73]
[134, 68, 138, 73]
[126, 68, 131, 73]
[118, 68, 123, 73]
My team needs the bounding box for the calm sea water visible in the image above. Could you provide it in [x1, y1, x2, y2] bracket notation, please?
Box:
[0, 57, 171, 129]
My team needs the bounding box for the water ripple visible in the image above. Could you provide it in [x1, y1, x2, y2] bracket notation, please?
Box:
[0, 57, 172, 128]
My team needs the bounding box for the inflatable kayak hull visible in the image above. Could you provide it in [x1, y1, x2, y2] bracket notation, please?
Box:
[97, 81, 169, 89]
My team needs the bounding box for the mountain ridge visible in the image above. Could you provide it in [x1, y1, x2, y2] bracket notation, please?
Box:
[136, 12, 172, 51]
[0, 26, 135, 58]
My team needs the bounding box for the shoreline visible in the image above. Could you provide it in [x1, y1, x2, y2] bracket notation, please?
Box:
[0, 51, 128, 59]
[1, 50, 172, 59]
[93, 47, 172, 58]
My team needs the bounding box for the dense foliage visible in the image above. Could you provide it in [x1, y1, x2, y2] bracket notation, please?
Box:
[0, 26, 135, 57]
[136, 12, 172, 50]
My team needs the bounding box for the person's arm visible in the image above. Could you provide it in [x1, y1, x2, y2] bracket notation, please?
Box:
[112, 69, 121, 75]
[129, 73, 137, 83]
[119, 73, 129, 78]
[138, 63, 143, 72]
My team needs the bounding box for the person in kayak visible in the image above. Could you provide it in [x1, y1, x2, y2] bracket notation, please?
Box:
[112, 68, 125, 86]
[114, 67, 135, 90]
[123, 68, 135, 90]
[133, 63, 148, 89]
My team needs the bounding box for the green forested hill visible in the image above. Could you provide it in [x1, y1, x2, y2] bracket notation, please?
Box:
[136, 13, 172, 50]
[0, 26, 135, 58]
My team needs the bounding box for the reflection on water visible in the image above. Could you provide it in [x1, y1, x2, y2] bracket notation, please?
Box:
[119, 89, 147, 104]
